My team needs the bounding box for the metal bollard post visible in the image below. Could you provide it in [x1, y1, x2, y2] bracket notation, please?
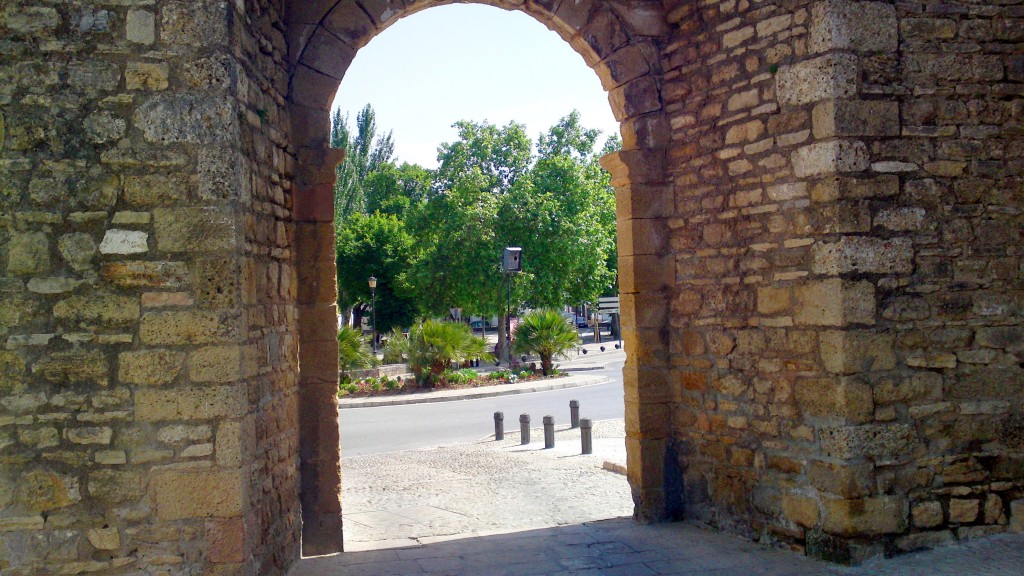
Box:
[519, 414, 530, 445]
[494, 411, 504, 440]
[543, 415, 555, 449]
[580, 418, 593, 454]
[569, 400, 580, 428]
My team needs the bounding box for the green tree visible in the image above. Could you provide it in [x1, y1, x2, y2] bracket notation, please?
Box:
[331, 104, 395, 221]
[364, 162, 432, 218]
[433, 120, 531, 196]
[512, 309, 580, 376]
[335, 212, 418, 333]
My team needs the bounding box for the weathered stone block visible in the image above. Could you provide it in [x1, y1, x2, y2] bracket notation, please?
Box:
[792, 140, 869, 178]
[976, 327, 1024, 351]
[161, 1, 228, 46]
[796, 376, 873, 423]
[125, 62, 169, 90]
[812, 100, 900, 139]
[139, 310, 240, 345]
[98, 229, 149, 255]
[126, 9, 155, 44]
[87, 470, 144, 503]
[189, 345, 242, 383]
[794, 279, 875, 326]
[782, 492, 820, 527]
[823, 496, 908, 536]
[153, 207, 238, 252]
[207, 518, 245, 563]
[912, 501, 943, 528]
[157, 424, 212, 445]
[820, 330, 896, 374]
[1011, 500, 1024, 533]
[776, 53, 858, 106]
[6, 232, 50, 275]
[820, 423, 916, 460]
[118, 349, 184, 386]
[809, 461, 874, 498]
[87, 527, 120, 550]
[809, 0, 898, 53]
[812, 236, 913, 275]
[66, 427, 112, 445]
[134, 94, 236, 144]
[135, 385, 247, 421]
[757, 286, 791, 315]
[100, 261, 188, 288]
[123, 174, 191, 207]
[54, 294, 139, 328]
[33, 350, 109, 386]
[949, 498, 980, 523]
[22, 471, 80, 512]
[151, 469, 244, 519]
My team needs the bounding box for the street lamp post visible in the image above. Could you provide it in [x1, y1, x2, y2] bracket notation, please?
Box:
[368, 276, 377, 354]
[501, 247, 522, 366]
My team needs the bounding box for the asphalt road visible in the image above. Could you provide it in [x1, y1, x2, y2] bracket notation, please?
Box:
[339, 359, 626, 457]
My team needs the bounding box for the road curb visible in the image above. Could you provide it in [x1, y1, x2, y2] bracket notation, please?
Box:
[338, 374, 611, 409]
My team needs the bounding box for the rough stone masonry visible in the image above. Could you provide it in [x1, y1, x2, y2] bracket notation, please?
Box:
[0, 0, 1021, 574]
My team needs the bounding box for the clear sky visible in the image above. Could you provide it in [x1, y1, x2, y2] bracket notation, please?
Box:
[330, 4, 620, 169]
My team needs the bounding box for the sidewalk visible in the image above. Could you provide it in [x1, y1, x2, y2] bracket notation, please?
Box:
[339, 348, 625, 409]
[292, 417, 1024, 575]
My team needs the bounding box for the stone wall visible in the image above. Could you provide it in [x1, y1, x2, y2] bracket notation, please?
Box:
[660, 0, 1024, 563]
[1, 1, 300, 574]
[0, 0, 1021, 574]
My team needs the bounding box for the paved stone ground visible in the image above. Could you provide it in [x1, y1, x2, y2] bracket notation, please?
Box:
[288, 419, 1024, 575]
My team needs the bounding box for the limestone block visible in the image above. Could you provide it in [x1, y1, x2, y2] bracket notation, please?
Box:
[123, 174, 191, 207]
[6, 232, 50, 275]
[812, 100, 899, 139]
[57, 233, 97, 271]
[782, 492, 820, 527]
[823, 495, 908, 536]
[153, 207, 238, 252]
[22, 471, 80, 512]
[135, 385, 247, 421]
[68, 61, 121, 92]
[88, 470, 145, 503]
[757, 286, 791, 315]
[776, 53, 858, 106]
[912, 501, 943, 528]
[87, 527, 120, 550]
[820, 330, 896, 374]
[151, 469, 244, 519]
[26, 277, 84, 295]
[976, 327, 1024, 351]
[812, 236, 913, 275]
[99, 229, 148, 254]
[139, 310, 240, 345]
[1011, 500, 1024, 533]
[188, 346, 242, 383]
[796, 376, 873, 423]
[984, 494, 1006, 524]
[134, 94, 236, 144]
[207, 518, 245, 563]
[95, 450, 126, 465]
[809, 460, 874, 498]
[795, 279, 875, 326]
[947, 366, 1023, 399]
[161, 1, 227, 46]
[608, 76, 661, 121]
[157, 424, 212, 444]
[125, 62, 169, 90]
[118, 349, 184, 386]
[54, 294, 139, 328]
[67, 427, 112, 445]
[181, 443, 213, 457]
[820, 423, 916, 460]
[83, 112, 126, 143]
[100, 261, 188, 288]
[792, 140, 869, 178]
[126, 10, 155, 44]
[949, 498, 979, 523]
[33, 350, 109, 386]
[809, 0, 898, 53]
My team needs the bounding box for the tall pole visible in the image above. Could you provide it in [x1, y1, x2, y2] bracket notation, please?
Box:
[505, 272, 512, 365]
[368, 276, 377, 355]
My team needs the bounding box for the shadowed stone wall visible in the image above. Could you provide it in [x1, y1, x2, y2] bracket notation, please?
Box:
[0, 0, 1021, 574]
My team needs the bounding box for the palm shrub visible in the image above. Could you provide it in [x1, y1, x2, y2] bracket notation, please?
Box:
[408, 319, 493, 387]
[338, 325, 377, 378]
[512, 309, 580, 376]
[381, 327, 408, 364]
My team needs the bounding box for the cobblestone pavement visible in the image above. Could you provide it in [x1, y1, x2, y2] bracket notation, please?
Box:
[289, 419, 1024, 575]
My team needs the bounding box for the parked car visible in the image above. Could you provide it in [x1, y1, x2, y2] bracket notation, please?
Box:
[470, 320, 491, 331]
[575, 316, 589, 328]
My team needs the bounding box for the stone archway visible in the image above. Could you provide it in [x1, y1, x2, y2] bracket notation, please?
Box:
[284, 0, 675, 555]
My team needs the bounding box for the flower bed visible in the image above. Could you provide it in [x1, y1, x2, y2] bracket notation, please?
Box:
[337, 367, 564, 397]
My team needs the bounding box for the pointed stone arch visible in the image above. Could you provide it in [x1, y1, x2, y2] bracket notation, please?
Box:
[284, 0, 676, 555]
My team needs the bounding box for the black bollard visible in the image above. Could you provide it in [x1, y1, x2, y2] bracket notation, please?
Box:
[543, 415, 555, 449]
[519, 414, 530, 445]
[494, 411, 504, 440]
[581, 418, 593, 454]
[569, 400, 580, 428]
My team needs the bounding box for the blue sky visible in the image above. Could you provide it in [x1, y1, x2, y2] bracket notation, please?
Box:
[330, 4, 620, 168]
